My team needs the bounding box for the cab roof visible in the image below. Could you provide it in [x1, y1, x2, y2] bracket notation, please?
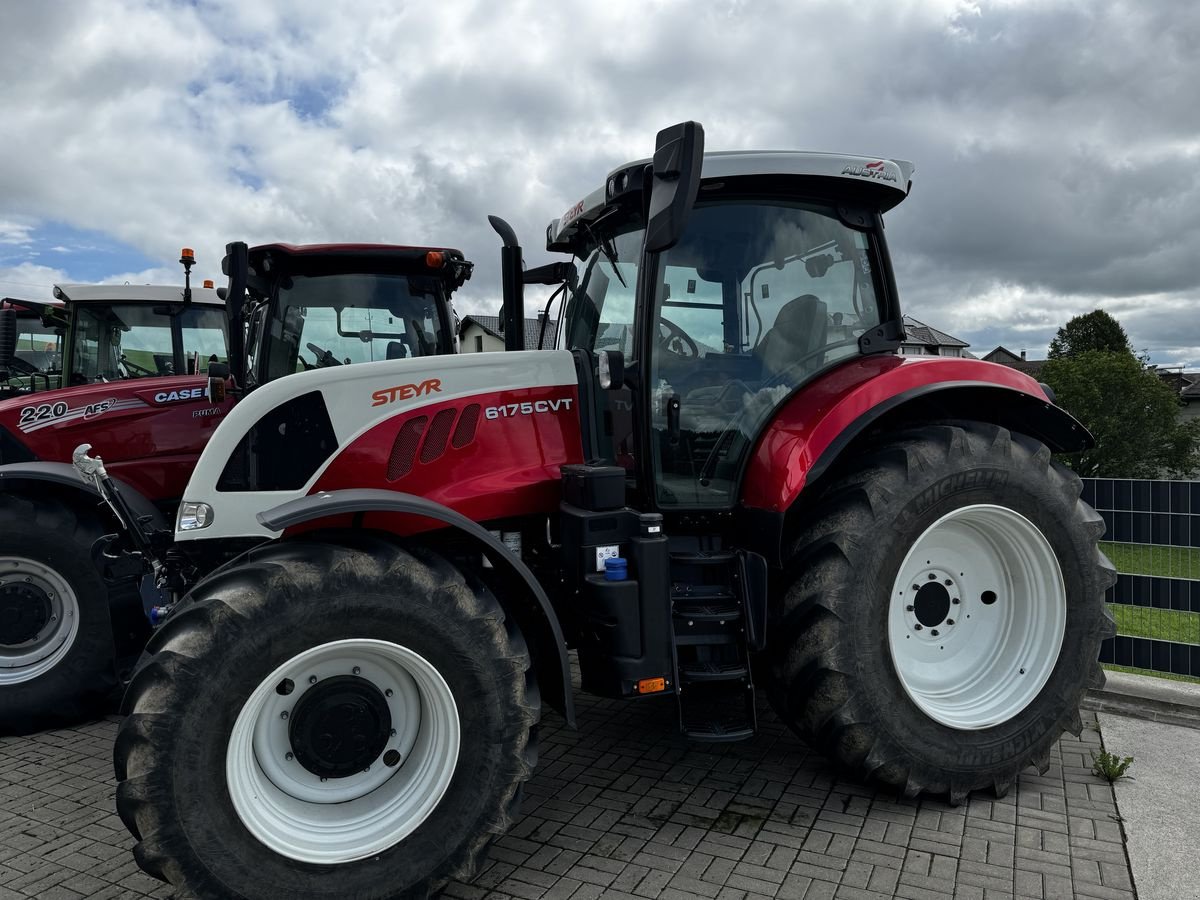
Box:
[548, 149, 915, 251]
[52, 284, 224, 306]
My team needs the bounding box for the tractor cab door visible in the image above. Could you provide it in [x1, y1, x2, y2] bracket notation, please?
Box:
[644, 199, 886, 509]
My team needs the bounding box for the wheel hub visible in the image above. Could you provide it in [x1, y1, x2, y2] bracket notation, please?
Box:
[912, 581, 951, 629]
[0, 582, 53, 647]
[288, 675, 393, 779]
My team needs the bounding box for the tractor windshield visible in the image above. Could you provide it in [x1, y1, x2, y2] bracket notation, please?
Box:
[260, 273, 449, 383]
[649, 200, 882, 508]
[70, 304, 228, 384]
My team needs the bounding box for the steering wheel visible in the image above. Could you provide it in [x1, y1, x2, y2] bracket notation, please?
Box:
[118, 354, 156, 377]
[658, 317, 698, 358]
[695, 337, 863, 481]
[306, 342, 342, 367]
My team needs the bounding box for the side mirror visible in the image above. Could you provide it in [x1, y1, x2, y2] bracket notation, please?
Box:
[0, 308, 16, 375]
[644, 121, 705, 254]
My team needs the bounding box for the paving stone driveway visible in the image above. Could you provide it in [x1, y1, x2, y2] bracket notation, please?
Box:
[1, 685, 1135, 900]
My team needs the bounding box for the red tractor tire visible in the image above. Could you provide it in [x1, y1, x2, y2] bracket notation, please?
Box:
[0, 494, 131, 735]
[114, 537, 539, 900]
[767, 422, 1115, 803]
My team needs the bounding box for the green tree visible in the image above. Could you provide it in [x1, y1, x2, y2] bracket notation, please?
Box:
[1048, 310, 1132, 358]
[1042, 350, 1200, 477]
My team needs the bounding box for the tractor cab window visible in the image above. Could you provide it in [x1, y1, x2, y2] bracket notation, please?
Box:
[563, 228, 643, 469]
[71, 303, 229, 384]
[263, 273, 448, 382]
[13, 316, 62, 374]
[564, 229, 641, 357]
[650, 200, 882, 507]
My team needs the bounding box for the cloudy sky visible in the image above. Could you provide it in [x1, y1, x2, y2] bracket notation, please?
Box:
[1, 0, 1197, 364]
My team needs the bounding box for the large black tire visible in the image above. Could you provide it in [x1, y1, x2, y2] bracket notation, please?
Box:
[114, 537, 540, 900]
[767, 422, 1116, 803]
[0, 493, 130, 735]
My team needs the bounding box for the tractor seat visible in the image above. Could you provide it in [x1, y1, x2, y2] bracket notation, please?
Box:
[386, 341, 407, 360]
[754, 293, 828, 381]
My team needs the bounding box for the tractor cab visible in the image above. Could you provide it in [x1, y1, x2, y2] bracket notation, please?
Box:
[234, 243, 471, 391]
[0, 298, 64, 396]
[541, 131, 912, 512]
[0, 282, 226, 396]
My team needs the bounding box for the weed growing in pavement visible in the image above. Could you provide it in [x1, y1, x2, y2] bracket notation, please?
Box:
[1091, 749, 1134, 782]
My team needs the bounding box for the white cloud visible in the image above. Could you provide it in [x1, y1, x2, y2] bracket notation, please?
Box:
[0, 0, 1197, 362]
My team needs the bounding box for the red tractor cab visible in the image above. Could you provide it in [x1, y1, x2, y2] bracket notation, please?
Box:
[0, 243, 470, 734]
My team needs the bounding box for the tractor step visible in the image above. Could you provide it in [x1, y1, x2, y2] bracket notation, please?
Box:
[669, 548, 758, 742]
[679, 660, 748, 682]
[679, 679, 757, 742]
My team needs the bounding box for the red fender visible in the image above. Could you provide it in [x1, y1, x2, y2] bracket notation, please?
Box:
[740, 355, 1082, 513]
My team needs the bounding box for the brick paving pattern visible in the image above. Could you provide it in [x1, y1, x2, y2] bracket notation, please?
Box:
[1, 683, 1134, 899]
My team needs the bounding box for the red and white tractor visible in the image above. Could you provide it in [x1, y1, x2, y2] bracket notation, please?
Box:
[0, 243, 469, 733]
[90, 122, 1112, 899]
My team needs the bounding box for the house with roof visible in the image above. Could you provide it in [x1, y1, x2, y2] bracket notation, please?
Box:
[981, 346, 1047, 377]
[898, 316, 972, 357]
[459, 314, 556, 352]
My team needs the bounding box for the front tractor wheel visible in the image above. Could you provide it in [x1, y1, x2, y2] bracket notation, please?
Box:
[114, 539, 539, 899]
[768, 423, 1115, 802]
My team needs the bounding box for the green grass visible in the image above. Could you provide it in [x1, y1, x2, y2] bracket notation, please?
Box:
[1103, 664, 1200, 685]
[1108, 603, 1200, 644]
[1100, 541, 1200, 580]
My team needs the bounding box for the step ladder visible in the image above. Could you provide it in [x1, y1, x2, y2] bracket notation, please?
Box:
[670, 550, 757, 742]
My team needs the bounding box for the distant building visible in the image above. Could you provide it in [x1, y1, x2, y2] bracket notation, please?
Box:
[459, 315, 556, 352]
[1153, 368, 1200, 423]
[982, 346, 1047, 377]
[899, 316, 972, 357]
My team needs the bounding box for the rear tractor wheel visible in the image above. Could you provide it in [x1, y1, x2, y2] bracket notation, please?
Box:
[768, 423, 1115, 802]
[0, 494, 136, 734]
[114, 539, 539, 899]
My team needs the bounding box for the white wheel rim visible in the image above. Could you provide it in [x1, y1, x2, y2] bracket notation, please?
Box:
[0, 556, 80, 685]
[887, 504, 1066, 730]
[226, 638, 460, 864]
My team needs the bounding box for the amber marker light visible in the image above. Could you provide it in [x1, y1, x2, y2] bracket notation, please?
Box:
[203, 279, 214, 288]
[636, 677, 667, 694]
[425, 251, 445, 268]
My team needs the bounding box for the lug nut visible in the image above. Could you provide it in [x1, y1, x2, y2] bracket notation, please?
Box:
[952, 598, 960, 605]
[928, 573, 937, 580]
[385, 689, 393, 697]
[285, 752, 293, 761]
[915, 624, 923, 631]
[320, 777, 327, 783]
[280, 710, 289, 720]
[352, 666, 361, 675]
[906, 605, 914, 612]
[931, 629, 939, 637]
[912, 584, 920, 591]
[309, 675, 318, 685]
[947, 619, 955, 626]
[944, 578, 953, 586]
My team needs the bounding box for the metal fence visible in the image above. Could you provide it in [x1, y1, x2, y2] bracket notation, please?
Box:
[1082, 477, 1200, 678]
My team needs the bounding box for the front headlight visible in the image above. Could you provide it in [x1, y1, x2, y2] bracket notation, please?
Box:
[178, 501, 214, 530]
